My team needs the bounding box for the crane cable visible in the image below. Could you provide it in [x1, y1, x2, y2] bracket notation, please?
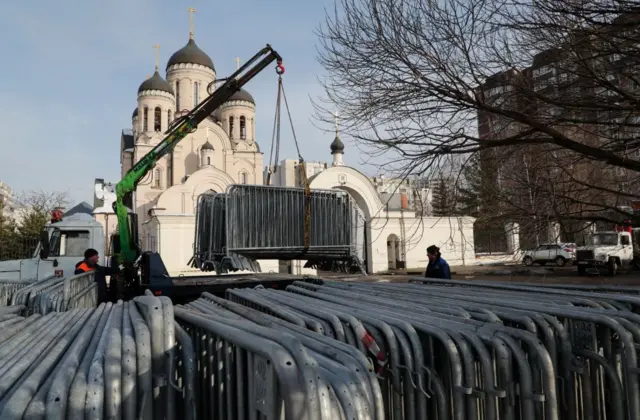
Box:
[267, 71, 311, 250]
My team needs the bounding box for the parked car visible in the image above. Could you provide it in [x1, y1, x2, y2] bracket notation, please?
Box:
[522, 243, 576, 267]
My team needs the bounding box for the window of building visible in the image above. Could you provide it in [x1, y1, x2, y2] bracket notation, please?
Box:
[194, 81, 199, 106]
[176, 81, 181, 110]
[241, 172, 247, 184]
[168, 109, 172, 124]
[229, 116, 234, 139]
[143, 107, 149, 131]
[207, 156, 211, 165]
[240, 116, 246, 139]
[154, 107, 161, 132]
[154, 168, 161, 188]
[49, 230, 91, 257]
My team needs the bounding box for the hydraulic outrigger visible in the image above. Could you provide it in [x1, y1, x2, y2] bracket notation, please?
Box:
[111, 45, 284, 296]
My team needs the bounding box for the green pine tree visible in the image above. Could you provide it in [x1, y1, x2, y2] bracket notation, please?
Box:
[0, 199, 20, 261]
[432, 177, 455, 216]
[457, 153, 483, 217]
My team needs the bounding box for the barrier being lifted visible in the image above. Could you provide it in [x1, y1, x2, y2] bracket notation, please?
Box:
[192, 184, 367, 275]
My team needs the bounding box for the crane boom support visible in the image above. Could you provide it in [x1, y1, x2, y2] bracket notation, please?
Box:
[114, 44, 283, 265]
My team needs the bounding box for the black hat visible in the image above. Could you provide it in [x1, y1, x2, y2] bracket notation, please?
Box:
[84, 248, 99, 259]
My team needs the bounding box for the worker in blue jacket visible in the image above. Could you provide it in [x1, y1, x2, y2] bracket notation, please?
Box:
[424, 245, 451, 279]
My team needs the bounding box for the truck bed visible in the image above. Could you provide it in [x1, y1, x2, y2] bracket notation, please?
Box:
[148, 272, 301, 304]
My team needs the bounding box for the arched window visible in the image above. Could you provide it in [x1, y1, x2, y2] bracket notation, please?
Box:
[240, 172, 247, 184]
[154, 168, 161, 188]
[229, 116, 235, 139]
[154, 107, 161, 131]
[194, 81, 199, 106]
[168, 109, 172, 124]
[240, 116, 246, 140]
[207, 156, 211, 165]
[143, 107, 149, 131]
[175, 81, 181, 110]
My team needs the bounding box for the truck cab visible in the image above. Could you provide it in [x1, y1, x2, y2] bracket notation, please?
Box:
[576, 230, 635, 276]
[0, 213, 105, 281]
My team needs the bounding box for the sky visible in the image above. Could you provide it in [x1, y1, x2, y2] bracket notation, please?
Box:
[0, 0, 361, 205]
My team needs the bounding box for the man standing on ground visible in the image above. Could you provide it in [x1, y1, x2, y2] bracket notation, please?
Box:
[424, 245, 451, 279]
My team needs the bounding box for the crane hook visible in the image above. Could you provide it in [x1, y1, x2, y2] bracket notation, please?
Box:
[276, 59, 285, 75]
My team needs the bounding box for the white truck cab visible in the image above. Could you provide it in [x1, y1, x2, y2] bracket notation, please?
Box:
[0, 213, 105, 281]
[576, 230, 635, 276]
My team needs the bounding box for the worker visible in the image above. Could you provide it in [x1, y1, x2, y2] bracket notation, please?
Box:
[75, 248, 117, 303]
[424, 245, 451, 279]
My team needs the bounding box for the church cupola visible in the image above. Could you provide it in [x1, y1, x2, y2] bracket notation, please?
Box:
[137, 45, 176, 135]
[166, 8, 216, 115]
[220, 58, 256, 145]
[330, 112, 345, 167]
[200, 141, 214, 167]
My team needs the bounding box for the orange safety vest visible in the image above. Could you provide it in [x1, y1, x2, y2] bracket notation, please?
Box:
[76, 262, 96, 273]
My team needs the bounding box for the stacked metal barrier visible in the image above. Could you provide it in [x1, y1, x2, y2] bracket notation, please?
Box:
[193, 185, 367, 274]
[175, 293, 384, 420]
[7, 272, 98, 315]
[198, 277, 640, 420]
[0, 296, 195, 420]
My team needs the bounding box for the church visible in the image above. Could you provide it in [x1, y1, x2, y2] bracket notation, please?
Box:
[115, 24, 269, 270]
[96, 14, 476, 274]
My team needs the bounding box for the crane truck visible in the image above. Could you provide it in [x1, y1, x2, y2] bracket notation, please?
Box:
[36, 45, 301, 303]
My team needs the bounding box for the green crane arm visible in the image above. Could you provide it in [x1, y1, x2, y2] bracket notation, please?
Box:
[114, 44, 284, 265]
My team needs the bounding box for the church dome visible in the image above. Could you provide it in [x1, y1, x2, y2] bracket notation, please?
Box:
[166, 38, 215, 71]
[228, 88, 255, 104]
[210, 108, 222, 122]
[202, 141, 214, 150]
[330, 135, 344, 154]
[138, 71, 174, 95]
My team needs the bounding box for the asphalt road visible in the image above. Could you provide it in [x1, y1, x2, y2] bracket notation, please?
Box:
[324, 265, 640, 286]
[453, 267, 640, 285]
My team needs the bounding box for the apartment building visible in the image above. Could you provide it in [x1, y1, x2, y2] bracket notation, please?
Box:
[475, 12, 640, 247]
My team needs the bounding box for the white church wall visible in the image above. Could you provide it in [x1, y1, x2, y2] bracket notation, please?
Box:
[403, 217, 476, 268]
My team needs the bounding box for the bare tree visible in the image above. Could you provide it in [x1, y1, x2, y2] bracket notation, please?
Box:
[15, 190, 70, 214]
[314, 0, 640, 231]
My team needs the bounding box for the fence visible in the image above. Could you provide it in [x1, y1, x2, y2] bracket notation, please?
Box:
[1, 273, 638, 419]
[0, 237, 39, 261]
[473, 222, 508, 254]
[0, 272, 97, 313]
[0, 297, 195, 420]
[193, 185, 366, 274]
[172, 276, 639, 420]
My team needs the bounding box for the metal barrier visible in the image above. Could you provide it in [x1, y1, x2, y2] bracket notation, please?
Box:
[0, 280, 32, 306]
[0, 297, 194, 420]
[200, 277, 640, 420]
[192, 184, 367, 274]
[7, 272, 98, 315]
[192, 193, 262, 273]
[175, 293, 383, 420]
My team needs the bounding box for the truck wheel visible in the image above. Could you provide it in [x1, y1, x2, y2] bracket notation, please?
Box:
[578, 266, 586, 276]
[523, 256, 533, 266]
[554, 256, 566, 267]
[608, 259, 618, 276]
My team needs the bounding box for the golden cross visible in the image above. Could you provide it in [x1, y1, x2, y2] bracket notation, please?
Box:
[187, 7, 197, 39]
[235, 57, 240, 70]
[333, 111, 340, 135]
[153, 44, 160, 71]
